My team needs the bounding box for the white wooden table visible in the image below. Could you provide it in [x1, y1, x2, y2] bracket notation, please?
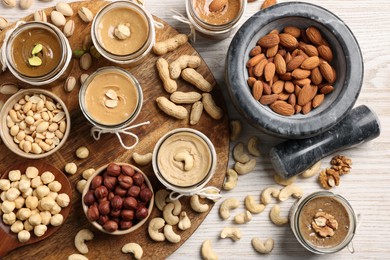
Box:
[2, 0, 390, 259]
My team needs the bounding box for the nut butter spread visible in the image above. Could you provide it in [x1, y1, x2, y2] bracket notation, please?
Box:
[193, 0, 241, 25]
[299, 196, 350, 248]
[84, 70, 139, 126]
[11, 28, 61, 77]
[97, 7, 148, 55]
[157, 131, 212, 187]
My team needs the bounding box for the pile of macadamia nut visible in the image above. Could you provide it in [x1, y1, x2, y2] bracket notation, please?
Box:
[0, 166, 70, 242]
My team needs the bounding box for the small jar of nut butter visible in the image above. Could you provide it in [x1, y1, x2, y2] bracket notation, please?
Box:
[186, 0, 246, 40]
[91, 1, 156, 66]
[4, 22, 72, 86]
[289, 191, 357, 254]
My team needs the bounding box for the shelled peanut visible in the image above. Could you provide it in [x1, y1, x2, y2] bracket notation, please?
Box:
[246, 26, 336, 116]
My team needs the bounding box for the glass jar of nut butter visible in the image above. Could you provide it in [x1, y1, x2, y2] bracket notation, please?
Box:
[186, 0, 246, 40]
[4, 22, 72, 86]
[91, 1, 155, 66]
[290, 191, 357, 254]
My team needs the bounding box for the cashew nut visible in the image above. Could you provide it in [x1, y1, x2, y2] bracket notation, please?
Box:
[220, 227, 242, 241]
[74, 229, 94, 254]
[199, 189, 221, 202]
[234, 159, 256, 175]
[234, 210, 252, 224]
[163, 203, 179, 225]
[301, 160, 322, 178]
[155, 189, 169, 211]
[247, 136, 261, 157]
[148, 217, 165, 242]
[251, 238, 274, 254]
[178, 211, 191, 231]
[201, 240, 218, 260]
[260, 187, 280, 205]
[244, 195, 265, 214]
[132, 152, 153, 166]
[223, 169, 238, 191]
[173, 151, 194, 171]
[233, 142, 250, 163]
[166, 198, 182, 216]
[68, 254, 88, 260]
[121, 243, 143, 259]
[274, 174, 296, 186]
[278, 184, 303, 201]
[190, 195, 209, 213]
[164, 224, 181, 243]
[229, 120, 242, 141]
[219, 198, 239, 220]
[269, 205, 289, 225]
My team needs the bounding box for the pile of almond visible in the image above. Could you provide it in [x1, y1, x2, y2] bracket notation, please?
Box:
[246, 26, 336, 116]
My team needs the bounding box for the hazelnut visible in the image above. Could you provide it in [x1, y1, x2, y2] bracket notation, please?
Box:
[135, 205, 149, 220]
[103, 176, 117, 190]
[121, 165, 135, 177]
[114, 186, 127, 197]
[91, 175, 103, 189]
[111, 217, 120, 224]
[123, 196, 138, 210]
[119, 220, 133, 230]
[83, 191, 95, 206]
[107, 163, 121, 177]
[118, 174, 133, 189]
[98, 200, 110, 215]
[127, 186, 140, 198]
[87, 205, 99, 221]
[103, 220, 118, 232]
[108, 191, 115, 201]
[139, 187, 153, 202]
[110, 209, 121, 218]
[133, 172, 145, 186]
[98, 215, 109, 225]
[121, 209, 134, 221]
[94, 186, 108, 200]
[110, 195, 123, 210]
[140, 183, 147, 190]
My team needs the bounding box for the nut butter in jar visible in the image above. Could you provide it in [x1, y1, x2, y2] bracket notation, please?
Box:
[152, 128, 217, 196]
[79, 67, 143, 130]
[91, 1, 155, 66]
[186, 0, 246, 40]
[4, 22, 72, 86]
[290, 191, 357, 254]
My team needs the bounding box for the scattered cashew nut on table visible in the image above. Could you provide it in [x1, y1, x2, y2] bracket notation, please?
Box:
[201, 240, 218, 260]
[251, 238, 274, 254]
[164, 224, 181, 243]
[223, 169, 238, 191]
[244, 195, 265, 214]
[155, 189, 169, 211]
[178, 211, 191, 231]
[132, 152, 153, 166]
[234, 210, 252, 224]
[220, 227, 242, 241]
[219, 198, 239, 220]
[229, 120, 242, 141]
[260, 186, 280, 205]
[234, 159, 256, 175]
[166, 197, 182, 215]
[301, 160, 322, 178]
[247, 136, 261, 157]
[74, 229, 94, 254]
[233, 142, 250, 163]
[274, 174, 297, 186]
[163, 203, 179, 225]
[278, 184, 303, 202]
[269, 205, 289, 225]
[148, 217, 166, 242]
[121, 242, 143, 259]
[190, 195, 209, 213]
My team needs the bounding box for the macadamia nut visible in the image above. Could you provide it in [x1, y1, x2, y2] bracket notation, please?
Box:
[41, 171, 55, 184]
[77, 180, 87, 193]
[40, 197, 56, 211]
[34, 224, 47, 237]
[28, 212, 42, 226]
[50, 203, 61, 215]
[82, 168, 95, 180]
[8, 170, 21, 181]
[11, 220, 24, 233]
[17, 208, 32, 221]
[47, 192, 58, 200]
[48, 181, 62, 192]
[31, 177, 43, 188]
[10, 181, 20, 189]
[65, 163, 77, 175]
[0, 179, 11, 191]
[22, 188, 33, 198]
[6, 187, 20, 201]
[56, 193, 70, 208]
[18, 230, 31, 242]
[40, 211, 52, 225]
[76, 146, 89, 159]
[3, 212, 16, 225]
[24, 219, 34, 231]
[18, 179, 31, 193]
[14, 196, 25, 209]
[36, 185, 50, 198]
[50, 213, 64, 226]
[26, 166, 39, 179]
[2, 200, 16, 214]
[26, 196, 39, 210]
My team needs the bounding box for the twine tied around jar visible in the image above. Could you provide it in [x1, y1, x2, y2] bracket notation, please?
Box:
[171, 10, 196, 42]
[91, 121, 150, 150]
[0, 21, 26, 72]
[168, 186, 221, 201]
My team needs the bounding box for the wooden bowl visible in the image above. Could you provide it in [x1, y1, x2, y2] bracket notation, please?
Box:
[0, 160, 72, 257]
[0, 89, 71, 159]
[81, 163, 154, 235]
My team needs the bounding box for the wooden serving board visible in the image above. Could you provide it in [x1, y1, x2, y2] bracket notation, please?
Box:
[0, 1, 229, 259]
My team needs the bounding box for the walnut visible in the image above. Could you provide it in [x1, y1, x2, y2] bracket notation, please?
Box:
[319, 168, 340, 189]
[311, 211, 338, 238]
[330, 155, 352, 175]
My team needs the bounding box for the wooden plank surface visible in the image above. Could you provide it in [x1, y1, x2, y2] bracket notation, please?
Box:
[1, 0, 390, 259]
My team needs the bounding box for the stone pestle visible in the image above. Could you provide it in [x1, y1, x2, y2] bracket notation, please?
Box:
[269, 105, 381, 179]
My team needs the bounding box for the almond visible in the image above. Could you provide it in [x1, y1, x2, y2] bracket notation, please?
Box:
[306, 26, 323, 46]
[292, 68, 311, 79]
[318, 45, 333, 62]
[277, 49, 286, 57]
[263, 82, 272, 95]
[246, 53, 265, 67]
[311, 67, 323, 85]
[272, 80, 284, 94]
[266, 45, 279, 58]
[283, 26, 301, 38]
[253, 81, 263, 100]
[284, 81, 294, 93]
[286, 55, 305, 71]
[248, 67, 254, 77]
[312, 94, 325, 108]
[301, 56, 320, 70]
[249, 46, 262, 57]
[298, 84, 318, 106]
[294, 85, 302, 96]
[264, 62, 276, 82]
[261, 0, 277, 9]
[279, 72, 292, 81]
[257, 33, 280, 48]
[319, 85, 334, 95]
[293, 78, 311, 86]
[301, 44, 318, 57]
[319, 61, 336, 84]
[253, 58, 268, 77]
[270, 100, 295, 116]
[284, 52, 292, 64]
[209, 0, 227, 12]
[260, 94, 279, 105]
[278, 92, 290, 101]
[302, 101, 312, 114]
[274, 54, 286, 75]
[295, 104, 302, 114]
[279, 33, 298, 49]
[288, 93, 296, 106]
[247, 77, 256, 88]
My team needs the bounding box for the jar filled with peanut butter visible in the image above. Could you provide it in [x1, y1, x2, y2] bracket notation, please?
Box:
[186, 0, 246, 40]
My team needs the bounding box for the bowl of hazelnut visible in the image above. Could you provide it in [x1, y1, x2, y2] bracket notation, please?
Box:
[81, 162, 154, 235]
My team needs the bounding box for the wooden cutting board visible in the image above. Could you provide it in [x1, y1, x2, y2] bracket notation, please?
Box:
[0, 1, 229, 259]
